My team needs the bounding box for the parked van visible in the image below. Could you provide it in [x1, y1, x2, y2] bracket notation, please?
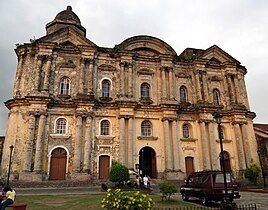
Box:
[180, 170, 240, 205]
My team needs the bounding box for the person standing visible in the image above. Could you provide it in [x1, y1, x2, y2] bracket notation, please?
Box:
[143, 175, 149, 188]
[0, 186, 16, 210]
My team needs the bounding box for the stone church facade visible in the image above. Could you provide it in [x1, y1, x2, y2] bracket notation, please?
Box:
[2, 6, 259, 181]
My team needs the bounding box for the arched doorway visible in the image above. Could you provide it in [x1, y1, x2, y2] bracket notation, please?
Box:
[49, 148, 67, 180]
[99, 155, 110, 180]
[219, 151, 231, 172]
[185, 156, 194, 177]
[139, 147, 157, 178]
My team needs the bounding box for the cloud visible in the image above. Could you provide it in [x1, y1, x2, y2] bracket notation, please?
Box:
[0, 0, 268, 135]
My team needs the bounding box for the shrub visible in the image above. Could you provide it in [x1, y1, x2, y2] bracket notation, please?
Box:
[109, 161, 129, 186]
[101, 188, 154, 209]
[244, 163, 261, 185]
[159, 181, 177, 200]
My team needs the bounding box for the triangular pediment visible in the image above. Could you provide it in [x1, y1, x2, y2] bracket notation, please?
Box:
[38, 27, 97, 48]
[57, 41, 81, 54]
[199, 45, 240, 64]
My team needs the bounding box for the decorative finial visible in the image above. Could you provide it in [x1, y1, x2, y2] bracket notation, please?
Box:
[67, 6, 72, 11]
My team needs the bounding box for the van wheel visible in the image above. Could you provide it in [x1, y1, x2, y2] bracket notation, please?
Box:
[181, 192, 189, 201]
[201, 196, 208, 206]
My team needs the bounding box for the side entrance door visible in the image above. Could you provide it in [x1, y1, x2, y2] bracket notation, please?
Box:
[49, 148, 67, 180]
[185, 156, 194, 177]
[99, 155, 110, 180]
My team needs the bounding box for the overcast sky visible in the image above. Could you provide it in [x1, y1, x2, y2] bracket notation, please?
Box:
[0, 0, 267, 135]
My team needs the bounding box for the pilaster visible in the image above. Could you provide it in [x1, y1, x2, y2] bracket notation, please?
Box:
[73, 115, 83, 172]
[33, 114, 46, 172]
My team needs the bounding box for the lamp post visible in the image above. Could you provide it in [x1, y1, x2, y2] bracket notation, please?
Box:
[213, 112, 229, 202]
[7, 145, 14, 186]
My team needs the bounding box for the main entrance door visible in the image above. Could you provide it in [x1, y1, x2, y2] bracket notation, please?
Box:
[49, 148, 67, 180]
[139, 147, 157, 178]
[99, 155, 110, 180]
[185, 156, 194, 177]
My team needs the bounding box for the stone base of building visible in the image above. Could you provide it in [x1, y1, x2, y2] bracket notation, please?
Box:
[19, 171, 43, 182]
[69, 172, 91, 181]
[165, 170, 185, 180]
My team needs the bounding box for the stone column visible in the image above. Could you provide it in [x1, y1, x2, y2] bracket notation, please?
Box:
[177, 122, 185, 171]
[209, 122, 218, 170]
[161, 68, 167, 100]
[14, 55, 24, 96]
[73, 115, 83, 172]
[83, 116, 92, 172]
[226, 74, 235, 103]
[128, 118, 134, 168]
[234, 123, 246, 170]
[23, 113, 36, 171]
[34, 114, 46, 172]
[79, 58, 85, 94]
[172, 120, 180, 170]
[195, 71, 202, 101]
[233, 75, 242, 104]
[169, 68, 174, 100]
[120, 62, 125, 97]
[43, 56, 52, 91]
[119, 117, 126, 165]
[163, 119, 172, 170]
[241, 123, 251, 168]
[202, 71, 209, 102]
[200, 121, 210, 170]
[222, 74, 230, 106]
[34, 56, 43, 91]
[88, 59, 94, 94]
[128, 64, 133, 98]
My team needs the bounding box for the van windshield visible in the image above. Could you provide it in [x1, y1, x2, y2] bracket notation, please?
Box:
[215, 173, 231, 183]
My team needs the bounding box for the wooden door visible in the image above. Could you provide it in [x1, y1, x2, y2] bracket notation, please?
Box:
[151, 155, 157, 178]
[49, 148, 67, 180]
[99, 155, 110, 180]
[185, 156, 194, 177]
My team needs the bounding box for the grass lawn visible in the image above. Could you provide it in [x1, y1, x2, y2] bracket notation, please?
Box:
[14, 193, 197, 210]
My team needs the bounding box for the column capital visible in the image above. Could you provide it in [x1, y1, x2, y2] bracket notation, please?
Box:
[118, 115, 133, 119]
[198, 119, 214, 123]
[232, 121, 247, 125]
[161, 117, 177, 122]
[29, 110, 46, 117]
[197, 69, 207, 75]
[160, 66, 173, 71]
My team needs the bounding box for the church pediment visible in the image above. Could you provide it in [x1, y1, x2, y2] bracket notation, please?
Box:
[57, 41, 81, 54]
[117, 35, 177, 56]
[38, 27, 97, 48]
[200, 45, 240, 64]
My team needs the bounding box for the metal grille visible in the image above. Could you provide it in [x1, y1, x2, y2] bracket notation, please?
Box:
[152, 203, 257, 210]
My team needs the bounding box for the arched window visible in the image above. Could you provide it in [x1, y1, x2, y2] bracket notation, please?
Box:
[141, 83, 150, 99]
[102, 79, 111, 97]
[182, 124, 190, 138]
[59, 77, 71, 95]
[55, 118, 67, 134]
[213, 89, 221, 105]
[180, 86, 187, 103]
[100, 120, 110, 135]
[141, 120, 152, 137]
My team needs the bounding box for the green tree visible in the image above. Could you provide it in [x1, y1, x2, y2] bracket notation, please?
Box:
[244, 163, 261, 185]
[159, 181, 177, 200]
[109, 161, 129, 186]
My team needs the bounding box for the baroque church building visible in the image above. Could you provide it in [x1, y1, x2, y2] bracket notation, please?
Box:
[2, 6, 259, 181]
